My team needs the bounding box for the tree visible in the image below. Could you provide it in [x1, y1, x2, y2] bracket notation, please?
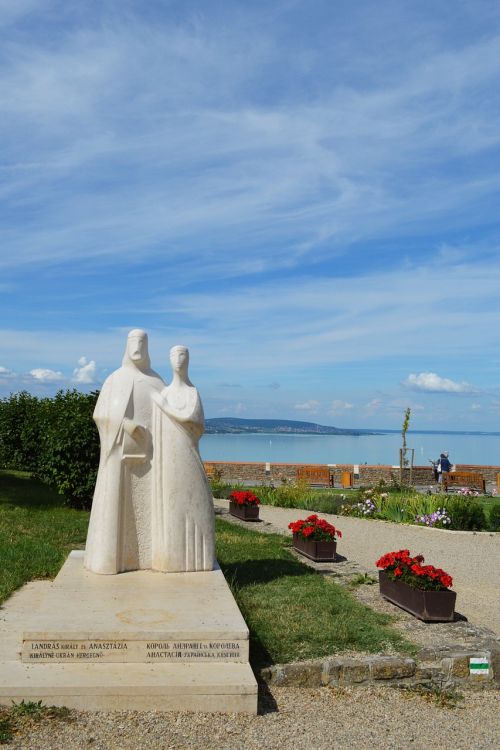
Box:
[400, 407, 414, 485]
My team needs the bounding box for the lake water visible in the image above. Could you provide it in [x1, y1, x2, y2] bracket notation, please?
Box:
[200, 432, 500, 466]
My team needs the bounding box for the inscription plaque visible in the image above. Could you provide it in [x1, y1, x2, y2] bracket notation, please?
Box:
[22, 639, 246, 663]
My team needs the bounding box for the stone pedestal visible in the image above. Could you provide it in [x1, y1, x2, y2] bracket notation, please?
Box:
[0, 551, 257, 713]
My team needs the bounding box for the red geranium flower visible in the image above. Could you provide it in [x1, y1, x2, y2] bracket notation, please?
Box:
[375, 549, 453, 591]
[288, 514, 342, 541]
[229, 490, 261, 506]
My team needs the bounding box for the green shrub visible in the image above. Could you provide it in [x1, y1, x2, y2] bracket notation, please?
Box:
[445, 497, 487, 531]
[35, 390, 99, 510]
[0, 391, 43, 472]
[0, 389, 99, 510]
[488, 503, 500, 531]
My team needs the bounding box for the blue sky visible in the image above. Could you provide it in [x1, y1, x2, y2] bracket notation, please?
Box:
[1, 0, 500, 430]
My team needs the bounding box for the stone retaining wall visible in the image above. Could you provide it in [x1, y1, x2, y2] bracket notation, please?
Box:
[204, 460, 500, 487]
[260, 648, 499, 690]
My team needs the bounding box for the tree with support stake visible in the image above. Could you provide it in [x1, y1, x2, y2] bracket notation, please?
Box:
[400, 407, 414, 485]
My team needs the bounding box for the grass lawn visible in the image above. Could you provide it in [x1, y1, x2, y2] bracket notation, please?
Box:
[215, 519, 413, 667]
[0, 470, 413, 670]
[0, 470, 89, 605]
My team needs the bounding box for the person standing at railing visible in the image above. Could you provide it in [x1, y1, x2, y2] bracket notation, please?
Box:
[437, 452, 452, 483]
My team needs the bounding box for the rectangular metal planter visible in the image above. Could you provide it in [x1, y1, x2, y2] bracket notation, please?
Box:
[378, 571, 456, 622]
[293, 534, 337, 562]
[229, 501, 260, 521]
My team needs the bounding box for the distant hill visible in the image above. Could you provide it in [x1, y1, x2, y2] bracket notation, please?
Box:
[205, 417, 373, 436]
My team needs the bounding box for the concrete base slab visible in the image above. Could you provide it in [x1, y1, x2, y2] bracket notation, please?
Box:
[0, 552, 257, 713]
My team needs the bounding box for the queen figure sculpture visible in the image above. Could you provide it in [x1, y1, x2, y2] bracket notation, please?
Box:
[151, 346, 215, 572]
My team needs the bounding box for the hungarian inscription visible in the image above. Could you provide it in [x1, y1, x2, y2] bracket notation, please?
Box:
[22, 639, 245, 663]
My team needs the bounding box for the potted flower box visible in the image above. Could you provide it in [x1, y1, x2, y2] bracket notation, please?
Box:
[288, 514, 341, 562]
[229, 490, 260, 521]
[376, 549, 456, 622]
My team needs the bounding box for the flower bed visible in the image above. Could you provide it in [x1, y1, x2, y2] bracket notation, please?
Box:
[376, 549, 456, 621]
[229, 490, 260, 521]
[338, 487, 493, 531]
[288, 513, 342, 541]
[288, 514, 341, 562]
[415, 507, 451, 528]
[375, 549, 453, 590]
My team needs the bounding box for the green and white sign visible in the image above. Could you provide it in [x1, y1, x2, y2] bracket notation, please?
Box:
[469, 657, 489, 676]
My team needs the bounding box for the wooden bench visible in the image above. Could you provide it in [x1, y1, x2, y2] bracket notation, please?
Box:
[442, 471, 486, 493]
[297, 465, 332, 487]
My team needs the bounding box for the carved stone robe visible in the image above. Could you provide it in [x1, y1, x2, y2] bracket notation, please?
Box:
[152, 384, 215, 572]
[84, 364, 164, 574]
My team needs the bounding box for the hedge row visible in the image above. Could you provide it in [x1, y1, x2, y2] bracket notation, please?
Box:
[0, 390, 100, 509]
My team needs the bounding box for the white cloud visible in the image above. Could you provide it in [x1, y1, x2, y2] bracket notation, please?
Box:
[219, 401, 247, 415]
[1, 253, 500, 386]
[471, 403, 482, 411]
[72, 356, 96, 384]
[364, 399, 382, 415]
[148, 255, 500, 374]
[294, 400, 320, 413]
[1, 12, 500, 275]
[29, 368, 64, 382]
[331, 399, 353, 415]
[404, 372, 478, 394]
[0, 366, 15, 378]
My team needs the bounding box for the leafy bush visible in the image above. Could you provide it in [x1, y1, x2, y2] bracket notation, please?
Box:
[0, 391, 42, 473]
[35, 390, 99, 509]
[444, 497, 487, 531]
[0, 390, 99, 509]
[488, 503, 500, 531]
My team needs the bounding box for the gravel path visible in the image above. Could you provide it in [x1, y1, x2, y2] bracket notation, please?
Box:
[6, 686, 499, 750]
[215, 499, 500, 634]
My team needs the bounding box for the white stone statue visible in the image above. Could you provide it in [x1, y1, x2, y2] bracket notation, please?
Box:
[151, 346, 215, 572]
[84, 330, 165, 574]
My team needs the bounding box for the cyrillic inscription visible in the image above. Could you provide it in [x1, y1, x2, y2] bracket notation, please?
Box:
[22, 639, 245, 663]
